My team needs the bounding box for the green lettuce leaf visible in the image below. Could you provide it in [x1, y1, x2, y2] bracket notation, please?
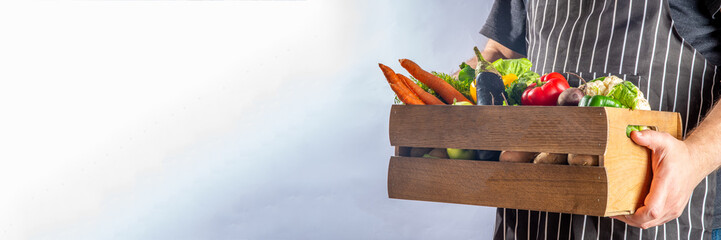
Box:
[606, 81, 640, 109]
[492, 58, 533, 77]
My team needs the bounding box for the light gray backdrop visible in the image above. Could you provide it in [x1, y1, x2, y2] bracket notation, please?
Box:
[0, 0, 497, 239]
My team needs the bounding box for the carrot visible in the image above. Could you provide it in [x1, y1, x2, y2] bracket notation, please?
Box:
[399, 59, 471, 104]
[396, 73, 444, 105]
[379, 63, 424, 105]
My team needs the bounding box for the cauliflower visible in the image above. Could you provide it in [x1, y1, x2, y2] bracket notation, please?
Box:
[583, 80, 605, 96]
[582, 75, 651, 110]
[582, 75, 624, 96]
[635, 91, 651, 110]
[601, 76, 624, 94]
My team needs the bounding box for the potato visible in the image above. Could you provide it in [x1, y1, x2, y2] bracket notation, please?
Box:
[533, 152, 568, 164]
[499, 151, 537, 163]
[567, 154, 599, 166]
[426, 148, 449, 159]
[409, 147, 433, 157]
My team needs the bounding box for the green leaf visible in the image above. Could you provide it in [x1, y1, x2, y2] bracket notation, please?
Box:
[590, 76, 606, 82]
[458, 63, 476, 84]
[492, 58, 534, 77]
[459, 62, 470, 70]
[504, 81, 527, 106]
[607, 81, 640, 109]
[517, 71, 540, 85]
[431, 71, 474, 102]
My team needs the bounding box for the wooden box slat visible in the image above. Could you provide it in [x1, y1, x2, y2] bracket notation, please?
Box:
[388, 156, 608, 216]
[389, 105, 609, 155]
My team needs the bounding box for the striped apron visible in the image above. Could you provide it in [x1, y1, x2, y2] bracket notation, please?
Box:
[493, 0, 720, 239]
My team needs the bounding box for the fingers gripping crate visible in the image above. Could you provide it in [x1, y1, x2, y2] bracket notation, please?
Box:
[387, 105, 681, 217]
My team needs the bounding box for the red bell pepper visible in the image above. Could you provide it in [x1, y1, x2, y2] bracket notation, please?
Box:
[521, 72, 570, 106]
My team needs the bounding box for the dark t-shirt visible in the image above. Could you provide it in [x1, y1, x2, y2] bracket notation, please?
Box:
[481, 0, 721, 65]
[480, 0, 721, 229]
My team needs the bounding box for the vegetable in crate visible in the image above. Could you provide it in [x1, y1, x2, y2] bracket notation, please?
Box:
[423, 148, 449, 159]
[447, 148, 477, 160]
[533, 152, 567, 164]
[606, 81, 651, 110]
[471, 47, 506, 106]
[582, 75, 623, 96]
[471, 49, 543, 160]
[396, 73, 444, 105]
[568, 154, 599, 166]
[521, 72, 570, 106]
[399, 59, 471, 104]
[578, 76, 653, 138]
[472, 46, 540, 105]
[470, 47, 503, 161]
[446, 101, 479, 160]
[557, 87, 585, 106]
[473, 73, 504, 160]
[409, 147, 433, 157]
[492, 58, 541, 86]
[626, 125, 651, 138]
[579, 76, 651, 111]
[379, 63, 424, 105]
[499, 151, 537, 163]
[458, 62, 478, 103]
[458, 63, 476, 86]
[475, 72, 506, 106]
[579, 95, 626, 108]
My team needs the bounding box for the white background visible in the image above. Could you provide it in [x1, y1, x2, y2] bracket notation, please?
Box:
[0, 0, 497, 239]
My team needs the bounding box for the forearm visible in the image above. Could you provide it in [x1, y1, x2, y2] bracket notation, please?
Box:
[481, 39, 524, 62]
[685, 101, 721, 175]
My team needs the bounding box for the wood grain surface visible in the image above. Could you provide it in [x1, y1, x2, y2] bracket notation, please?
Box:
[389, 105, 609, 155]
[388, 156, 609, 216]
[387, 105, 682, 216]
[602, 108, 682, 215]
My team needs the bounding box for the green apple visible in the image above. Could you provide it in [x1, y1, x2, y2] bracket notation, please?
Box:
[447, 101, 475, 159]
[453, 101, 474, 106]
[447, 148, 476, 160]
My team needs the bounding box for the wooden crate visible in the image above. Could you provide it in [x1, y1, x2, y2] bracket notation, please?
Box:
[387, 105, 681, 216]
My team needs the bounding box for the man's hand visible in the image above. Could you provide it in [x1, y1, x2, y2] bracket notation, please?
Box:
[612, 129, 712, 229]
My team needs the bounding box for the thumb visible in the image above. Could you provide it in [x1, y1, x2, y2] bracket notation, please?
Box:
[630, 129, 667, 151]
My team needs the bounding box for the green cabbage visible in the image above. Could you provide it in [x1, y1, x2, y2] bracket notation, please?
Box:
[491, 58, 539, 84]
[606, 81, 639, 110]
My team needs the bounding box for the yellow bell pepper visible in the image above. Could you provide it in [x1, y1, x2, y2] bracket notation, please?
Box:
[502, 73, 518, 86]
[469, 81, 477, 104]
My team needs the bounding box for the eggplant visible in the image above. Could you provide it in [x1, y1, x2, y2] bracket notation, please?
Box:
[477, 150, 501, 161]
[474, 72, 505, 161]
[475, 72, 506, 106]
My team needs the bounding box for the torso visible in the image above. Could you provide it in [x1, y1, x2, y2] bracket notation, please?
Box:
[494, 0, 720, 239]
